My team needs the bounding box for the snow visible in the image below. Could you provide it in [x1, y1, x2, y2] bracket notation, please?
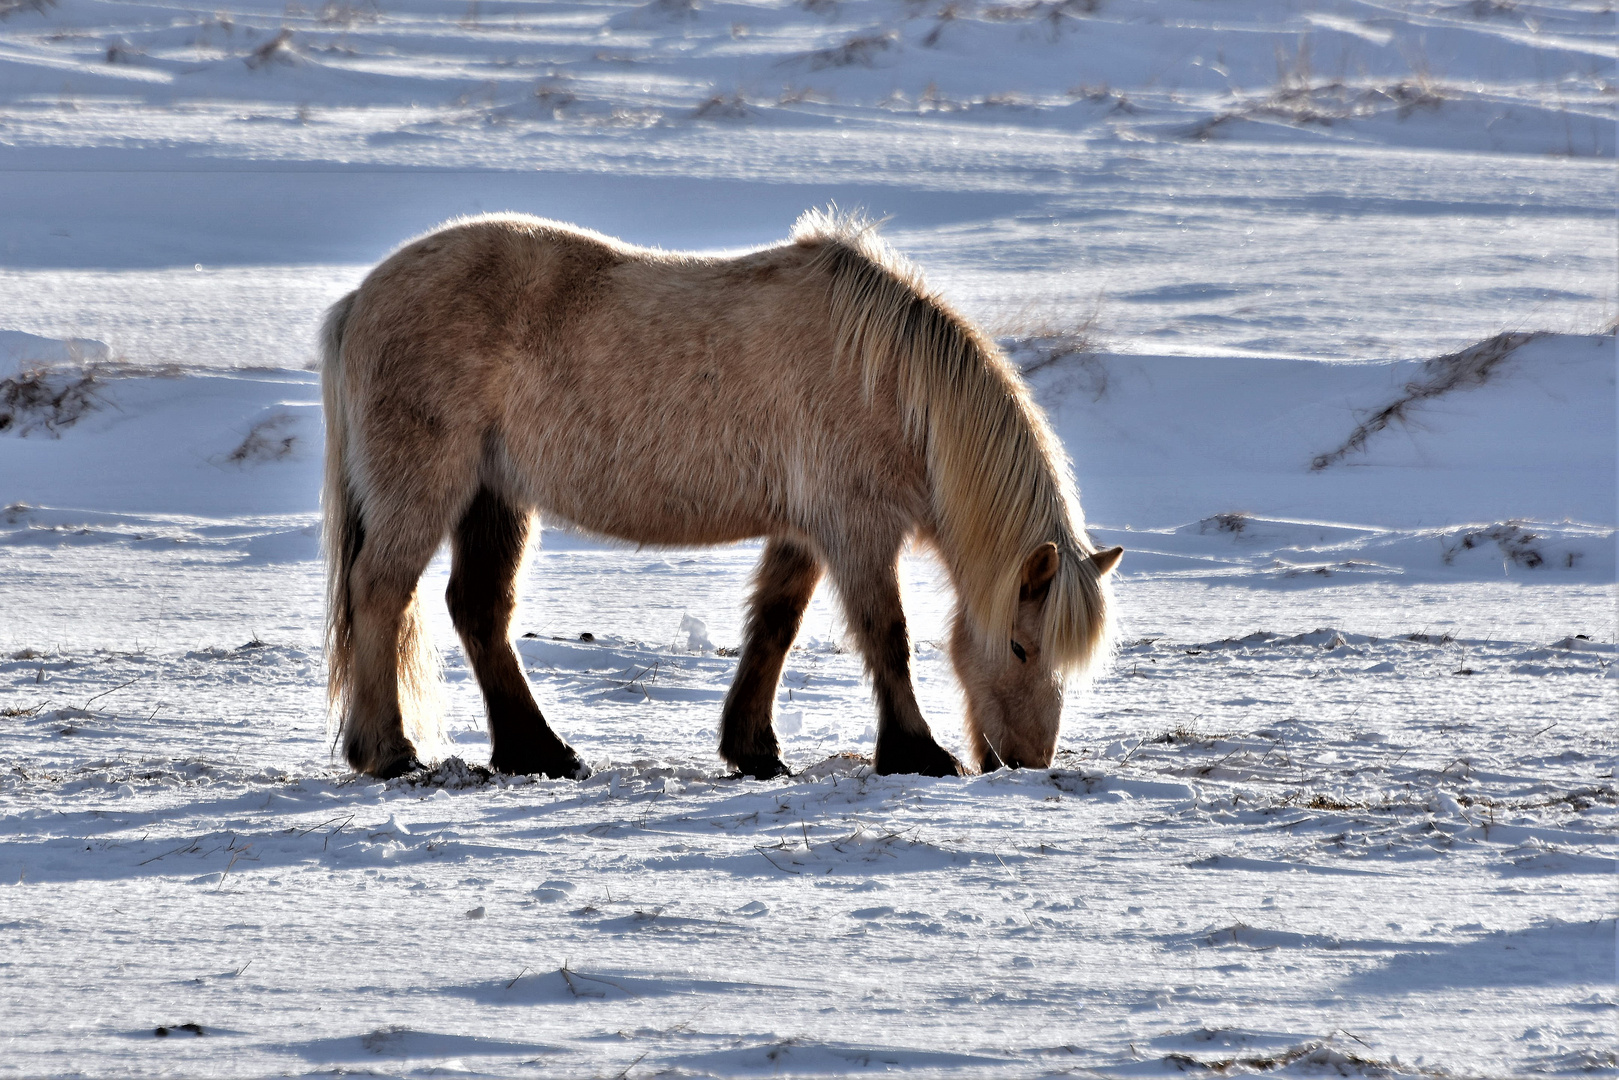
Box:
[1, 0, 1615, 1076]
[0, 329, 108, 376]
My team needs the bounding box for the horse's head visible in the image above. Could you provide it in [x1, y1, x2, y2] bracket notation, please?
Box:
[949, 542, 1122, 771]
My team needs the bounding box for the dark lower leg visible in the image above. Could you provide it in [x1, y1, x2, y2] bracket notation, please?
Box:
[836, 558, 964, 778]
[866, 618, 964, 777]
[449, 488, 585, 779]
[719, 538, 822, 778]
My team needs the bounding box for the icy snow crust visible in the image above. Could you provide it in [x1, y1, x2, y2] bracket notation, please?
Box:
[1, 0, 1615, 1076]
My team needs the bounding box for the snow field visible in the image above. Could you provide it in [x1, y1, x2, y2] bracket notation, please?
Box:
[1, 573, 1614, 1078]
[1, 534, 1613, 1075]
[1, 0, 1616, 1074]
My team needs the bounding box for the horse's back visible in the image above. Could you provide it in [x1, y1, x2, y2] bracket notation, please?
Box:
[517, 244, 924, 543]
[339, 214, 925, 545]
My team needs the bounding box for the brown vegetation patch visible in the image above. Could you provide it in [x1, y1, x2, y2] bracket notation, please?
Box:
[1189, 45, 1446, 140]
[1001, 308, 1108, 399]
[1147, 725, 1230, 746]
[1192, 80, 1444, 138]
[1199, 511, 1251, 535]
[0, 367, 104, 436]
[244, 28, 295, 69]
[921, 2, 964, 47]
[534, 87, 575, 112]
[984, 0, 1101, 38]
[693, 90, 749, 118]
[798, 31, 896, 69]
[1164, 1038, 1431, 1075]
[0, 0, 53, 17]
[317, 0, 380, 26]
[225, 413, 298, 464]
[1439, 521, 1546, 569]
[1311, 331, 1542, 470]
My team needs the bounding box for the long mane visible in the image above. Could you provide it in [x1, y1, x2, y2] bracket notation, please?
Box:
[792, 208, 1113, 677]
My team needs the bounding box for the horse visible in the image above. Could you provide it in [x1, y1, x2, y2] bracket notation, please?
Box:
[319, 208, 1121, 781]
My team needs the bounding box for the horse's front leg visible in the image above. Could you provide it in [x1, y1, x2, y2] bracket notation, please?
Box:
[829, 543, 965, 778]
[719, 537, 823, 779]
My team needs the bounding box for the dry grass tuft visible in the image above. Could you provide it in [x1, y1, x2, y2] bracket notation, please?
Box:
[225, 413, 298, 464]
[1311, 331, 1542, 471]
[1162, 1038, 1412, 1074]
[800, 31, 896, 69]
[0, 366, 104, 436]
[1069, 83, 1138, 113]
[0, 0, 53, 18]
[1406, 630, 1455, 645]
[1189, 80, 1444, 138]
[916, 82, 960, 112]
[532, 79, 577, 113]
[317, 0, 380, 26]
[692, 90, 749, 118]
[921, 1, 966, 47]
[646, 0, 698, 18]
[1188, 44, 1445, 140]
[984, 0, 1101, 37]
[245, 28, 294, 69]
[1147, 724, 1228, 745]
[979, 91, 1029, 108]
[777, 84, 832, 106]
[1198, 511, 1252, 535]
[1440, 522, 1547, 569]
[1455, 0, 1519, 17]
[998, 305, 1108, 398]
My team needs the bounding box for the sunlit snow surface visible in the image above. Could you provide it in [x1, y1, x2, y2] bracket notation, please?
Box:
[1, 0, 1616, 1076]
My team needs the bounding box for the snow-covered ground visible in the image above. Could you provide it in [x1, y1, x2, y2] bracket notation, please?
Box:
[1, 0, 1615, 1076]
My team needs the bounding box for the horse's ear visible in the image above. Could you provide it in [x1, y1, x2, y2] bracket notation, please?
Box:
[1019, 542, 1060, 602]
[1090, 545, 1124, 577]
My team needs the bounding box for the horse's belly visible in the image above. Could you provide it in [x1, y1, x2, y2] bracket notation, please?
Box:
[524, 447, 789, 549]
[550, 501, 770, 550]
[499, 355, 900, 547]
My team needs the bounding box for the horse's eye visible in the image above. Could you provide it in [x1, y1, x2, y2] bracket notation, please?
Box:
[1010, 640, 1027, 663]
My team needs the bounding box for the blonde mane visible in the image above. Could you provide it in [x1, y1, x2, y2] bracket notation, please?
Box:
[792, 208, 1113, 677]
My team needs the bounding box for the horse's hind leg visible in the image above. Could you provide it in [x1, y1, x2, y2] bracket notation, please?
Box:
[719, 538, 822, 779]
[826, 539, 964, 778]
[346, 538, 439, 779]
[447, 488, 586, 779]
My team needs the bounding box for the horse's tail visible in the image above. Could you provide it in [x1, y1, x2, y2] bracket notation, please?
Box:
[320, 292, 363, 737]
[319, 294, 444, 763]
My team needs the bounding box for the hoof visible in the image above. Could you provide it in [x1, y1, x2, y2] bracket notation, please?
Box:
[370, 754, 425, 781]
[491, 742, 588, 781]
[729, 756, 791, 781]
[873, 732, 965, 778]
[344, 731, 423, 779]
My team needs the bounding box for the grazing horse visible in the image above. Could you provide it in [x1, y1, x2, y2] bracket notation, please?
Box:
[320, 209, 1121, 781]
